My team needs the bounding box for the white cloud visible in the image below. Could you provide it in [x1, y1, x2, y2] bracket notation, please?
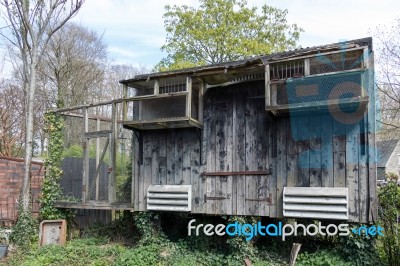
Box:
[71, 0, 400, 67]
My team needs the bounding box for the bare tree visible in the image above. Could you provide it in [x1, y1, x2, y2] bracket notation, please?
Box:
[0, 0, 84, 214]
[374, 18, 400, 139]
[38, 22, 107, 108]
[0, 83, 25, 157]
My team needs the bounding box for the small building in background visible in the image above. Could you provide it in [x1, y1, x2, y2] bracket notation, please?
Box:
[377, 139, 400, 180]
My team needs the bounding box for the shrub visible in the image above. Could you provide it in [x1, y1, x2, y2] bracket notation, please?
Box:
[377, 182, 400, 266]
[297, 249, 351, 266]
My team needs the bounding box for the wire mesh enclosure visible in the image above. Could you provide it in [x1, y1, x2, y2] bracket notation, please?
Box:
[159, 76, 186, 94]
[270, 59, 304, 80]
[122, 76, 203, 130]
[267, 48, 369, 112]
[309, 49, 364, 75]
[277, 71, 363, 105]
[57, 102, 132, 206]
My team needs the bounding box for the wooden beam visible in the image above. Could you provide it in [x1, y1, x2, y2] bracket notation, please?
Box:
[109, 103, 117, 203]
[54, 201, 134, 210]
[186, 77, 192, 118]
[95, 119, 100, 201]
[304, 58, 310, 76]
[85, 130, 112, 138]
[265, 64, 271, 108]
[82, 108, 89, 203]
[198, 80, 204, 124]
[122, 84, 128, 121]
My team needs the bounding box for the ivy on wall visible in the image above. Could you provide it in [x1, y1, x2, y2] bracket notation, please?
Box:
[40, 112, 75, 220]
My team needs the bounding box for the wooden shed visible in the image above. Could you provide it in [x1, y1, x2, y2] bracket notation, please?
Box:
[55, 37, 377, 223]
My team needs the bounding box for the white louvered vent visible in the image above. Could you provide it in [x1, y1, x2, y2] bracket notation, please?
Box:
[283, 187, 348, 220]
[147, 185, 192, 212]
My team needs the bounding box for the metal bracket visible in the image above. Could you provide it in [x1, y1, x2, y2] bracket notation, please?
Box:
[245, 193, 273, 204]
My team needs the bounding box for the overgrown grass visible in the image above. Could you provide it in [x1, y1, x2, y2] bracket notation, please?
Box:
[0, 211, 389, 265]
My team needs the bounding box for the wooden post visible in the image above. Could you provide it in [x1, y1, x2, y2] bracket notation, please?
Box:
[304, 58, 310, 76]
[186, 77, 192, 118]
[289, 243, 302, 266]
[95, 118, 100, 201]
[109, 103, 117, 203]
[265, 64, 270, 108]
[82, 107, 89, 203]
[154, 80, 159, 95]
[198, 80, 204, 123]
[122, 84, 128, 121]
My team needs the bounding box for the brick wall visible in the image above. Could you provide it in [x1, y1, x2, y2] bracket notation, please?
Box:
[0, 156, 44, 226]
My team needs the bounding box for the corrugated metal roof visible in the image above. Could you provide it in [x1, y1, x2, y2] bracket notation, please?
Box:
[120, 37, 372, 85]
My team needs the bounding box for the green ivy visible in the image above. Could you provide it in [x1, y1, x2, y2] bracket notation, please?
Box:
[11, 206, 38, 248]
[226, 216, 258, 262]
[134, 212, 166, 243]
[40, 112, 75, 221]
[338, 228, 381, 266]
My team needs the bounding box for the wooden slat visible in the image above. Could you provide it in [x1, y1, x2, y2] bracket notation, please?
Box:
[346, 120, 360, 222]
[225, 87, 234, 215]
[321, 114, 334, 187]
[206, 88, 217, 214]
[256, 83, 270, 216]
[286, 118, 297, 190]
[309, 115, 322, 187]
[132, 131, 140, 207]
[245, 85, 258, 215]
[367, 51, 377, 223]
[359, 118, 368, 223]
[175, 131, 183, 185]
[182, 131, 192, 185]
[166, 130, 175, 185]
[82, 108, 89, 203]
[268, 114, 277, 217]
[143, 157, 152, 210]
[158, 133, 167, 185]
[276, 118, 289, 217]
[54, 201, 133, 210]
[151, 132, 160, 185]
[85, 130, 112, 138]
[109, 103, 117, 203]
[95, 119, 101, 201]
[297, 116, 310, 187]
[191, 129, 203, 213]
[234, 85, 246, 215]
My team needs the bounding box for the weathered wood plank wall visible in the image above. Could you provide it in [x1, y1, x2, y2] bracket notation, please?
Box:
[132, 80, 372, 222]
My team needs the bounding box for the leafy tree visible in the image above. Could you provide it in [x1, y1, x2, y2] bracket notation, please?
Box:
[158, 0, 303, 70]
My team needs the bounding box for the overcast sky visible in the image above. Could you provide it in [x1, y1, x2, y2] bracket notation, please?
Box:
[69, 0, 400, 69]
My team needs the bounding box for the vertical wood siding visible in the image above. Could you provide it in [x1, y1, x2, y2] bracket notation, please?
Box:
[133, 80, 373, 222]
